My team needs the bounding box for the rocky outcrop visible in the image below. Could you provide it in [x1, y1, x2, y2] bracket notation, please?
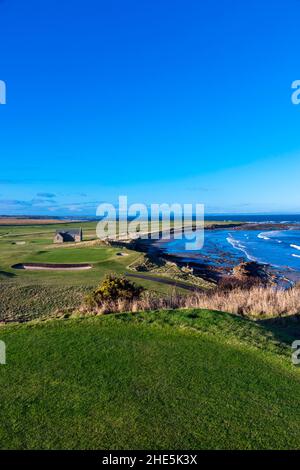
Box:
[233, 261, 268, 282]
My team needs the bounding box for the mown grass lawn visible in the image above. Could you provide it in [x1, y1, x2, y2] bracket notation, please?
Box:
[0, 309, 299, 450]
[0, 222, 188, 321]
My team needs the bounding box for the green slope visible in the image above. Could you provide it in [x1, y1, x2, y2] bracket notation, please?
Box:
[0, 222, 194, 321]
[0, 309, 299, 450]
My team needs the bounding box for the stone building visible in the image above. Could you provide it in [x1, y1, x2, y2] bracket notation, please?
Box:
[54, 228, 83, 243]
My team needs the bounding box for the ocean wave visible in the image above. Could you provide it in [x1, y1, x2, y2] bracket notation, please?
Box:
[291, 244, 300, 251]
[258, 233, 270, 240]
[258, 230, 287, 243]
[292, 254, 300, 258]
[226, 235, 257, 262]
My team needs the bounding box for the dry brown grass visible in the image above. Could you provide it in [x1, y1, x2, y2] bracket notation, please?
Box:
[0, 217, 77, 225]
[81, 285, 300, 318]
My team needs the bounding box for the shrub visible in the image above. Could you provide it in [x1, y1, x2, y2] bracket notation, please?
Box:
[85, 274, 144, 311]
[218, 275, 261, 291]
[83, 283, 300, 318]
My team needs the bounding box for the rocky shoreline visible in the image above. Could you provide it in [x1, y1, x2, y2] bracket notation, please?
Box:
[123, 222, 300, 288]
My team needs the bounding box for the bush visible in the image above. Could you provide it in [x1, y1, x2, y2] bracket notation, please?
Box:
[218, 275, 261, 291]
[85, 274, 144, 310]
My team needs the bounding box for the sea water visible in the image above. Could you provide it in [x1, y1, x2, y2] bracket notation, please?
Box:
[156, 223, 300, 281]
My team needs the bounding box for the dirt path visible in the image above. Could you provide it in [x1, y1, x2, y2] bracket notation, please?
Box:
[125, 272, 199, 291]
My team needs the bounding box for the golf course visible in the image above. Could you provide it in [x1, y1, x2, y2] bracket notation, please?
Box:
[0, 220, 194, 322]
[1, 220, 300, 450]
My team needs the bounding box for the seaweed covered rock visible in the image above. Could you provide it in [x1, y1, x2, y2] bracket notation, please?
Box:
[233, 261, 268, 281]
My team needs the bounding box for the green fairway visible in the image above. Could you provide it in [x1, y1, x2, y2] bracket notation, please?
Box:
[24, 246, 117, 264]
[0, 222, 194, 321]
[0, 308, 299, 450]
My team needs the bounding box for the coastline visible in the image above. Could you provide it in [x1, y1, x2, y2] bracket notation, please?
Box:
[127, 222, 300, 287]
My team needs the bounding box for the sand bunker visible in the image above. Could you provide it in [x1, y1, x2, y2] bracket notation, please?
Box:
[116, 252, 129, 257]
[12, 263, 92, 271]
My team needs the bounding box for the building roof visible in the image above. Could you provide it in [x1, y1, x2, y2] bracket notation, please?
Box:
[55, 229, 82, 237]
[55, 229, 82, 242]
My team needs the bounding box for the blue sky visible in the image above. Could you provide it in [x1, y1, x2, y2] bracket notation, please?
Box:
[0, 0, 300, 215]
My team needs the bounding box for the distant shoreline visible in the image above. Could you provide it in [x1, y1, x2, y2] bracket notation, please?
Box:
[132, 222, 300, 286]
[0, 217, 82, 226]
[1, 213, 300, 224]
